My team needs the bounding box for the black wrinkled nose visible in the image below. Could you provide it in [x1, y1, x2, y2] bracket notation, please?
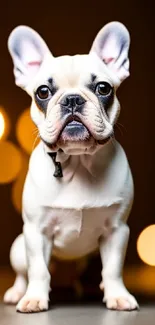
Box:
[60, 94, 86, 113]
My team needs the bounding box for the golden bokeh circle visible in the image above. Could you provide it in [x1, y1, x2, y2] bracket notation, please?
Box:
[0, 107, 10, 140]
[16, 108, 39, 155]
[137, 225, 155, 266]
[11, 152, 29, 213]
[0, 141, 22, 183]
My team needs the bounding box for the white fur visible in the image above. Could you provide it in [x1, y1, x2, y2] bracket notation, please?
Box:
[4, 22, 139, 312]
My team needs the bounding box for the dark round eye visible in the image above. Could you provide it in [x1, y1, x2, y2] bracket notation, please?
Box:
[36, 86, 51, 100]
[96, 82, 112, 96]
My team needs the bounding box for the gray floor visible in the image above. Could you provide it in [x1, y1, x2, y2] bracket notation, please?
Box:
[1, 304, 155, 325]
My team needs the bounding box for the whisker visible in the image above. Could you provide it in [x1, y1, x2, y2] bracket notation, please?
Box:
[117, 122, 127, 132]
[32, 127, 39, 135]
[115, 123, 124, 136]
[31, 133, 40, 153]
[32, 130, 39, 136]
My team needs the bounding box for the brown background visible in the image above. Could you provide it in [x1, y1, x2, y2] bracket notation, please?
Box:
[0, 0, 154, 271]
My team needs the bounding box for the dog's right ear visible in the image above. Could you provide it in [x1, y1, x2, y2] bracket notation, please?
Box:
[8, 26, 51, 89]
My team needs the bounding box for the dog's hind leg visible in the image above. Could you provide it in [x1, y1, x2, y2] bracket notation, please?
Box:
[4, 234, 27, 305]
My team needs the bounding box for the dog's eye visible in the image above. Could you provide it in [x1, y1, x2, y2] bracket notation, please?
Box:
[36, 86, 51, 100]
[95, 82, 112, 96]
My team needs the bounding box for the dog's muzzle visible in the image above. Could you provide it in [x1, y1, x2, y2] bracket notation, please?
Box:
[59, 93, 90, 142]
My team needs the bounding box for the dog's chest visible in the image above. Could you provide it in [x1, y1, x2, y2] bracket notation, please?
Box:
[42, 204, 120, 259]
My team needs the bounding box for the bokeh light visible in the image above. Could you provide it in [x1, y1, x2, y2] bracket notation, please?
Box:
[0, 112, 5, 138]
[137, 225, 155, 266]
[0, 141, 22, 183]
[0, 107, 10, 140]
[16, 108, 39, 155]
[11, 152, 29, 213]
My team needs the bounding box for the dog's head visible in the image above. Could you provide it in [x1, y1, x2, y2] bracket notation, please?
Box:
[8, 22, 130, 155]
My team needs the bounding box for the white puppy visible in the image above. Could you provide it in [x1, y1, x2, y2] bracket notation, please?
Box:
[4, 22, 139, 312]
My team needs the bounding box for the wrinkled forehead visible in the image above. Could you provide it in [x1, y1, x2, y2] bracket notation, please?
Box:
[28, 52, 118, 92]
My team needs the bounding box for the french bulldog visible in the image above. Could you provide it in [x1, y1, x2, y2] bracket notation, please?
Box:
[4, 21, 139, 312]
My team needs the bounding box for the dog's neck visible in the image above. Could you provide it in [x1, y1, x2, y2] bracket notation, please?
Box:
[44, 139, 116, 179]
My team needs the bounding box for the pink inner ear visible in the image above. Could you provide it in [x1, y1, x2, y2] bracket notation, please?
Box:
[28, 61, 41, 66]
[104, 57, 114, 64]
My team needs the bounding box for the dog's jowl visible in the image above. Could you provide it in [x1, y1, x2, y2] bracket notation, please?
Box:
[4, 22, 139, 312]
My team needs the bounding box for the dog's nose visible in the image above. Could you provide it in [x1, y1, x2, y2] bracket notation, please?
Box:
[60, 94, 86, 109]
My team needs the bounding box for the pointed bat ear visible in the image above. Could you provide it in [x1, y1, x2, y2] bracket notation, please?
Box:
[8, 25, 51, 89]
[90, 22, 130, 83]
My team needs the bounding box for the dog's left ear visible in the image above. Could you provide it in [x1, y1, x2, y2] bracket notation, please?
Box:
[90, 22, 130, 82]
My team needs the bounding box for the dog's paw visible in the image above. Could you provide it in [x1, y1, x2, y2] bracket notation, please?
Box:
[16, 295, 49, 313]
[104, 295, 139, 311]
[4, 287, 25, 305]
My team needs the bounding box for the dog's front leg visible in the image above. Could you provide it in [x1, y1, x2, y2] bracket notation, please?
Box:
[16, 222, 52, 313]
[99, 223, 139, 311]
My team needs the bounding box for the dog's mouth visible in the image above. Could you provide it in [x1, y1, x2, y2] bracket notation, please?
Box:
[58, 116, 91, 142]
